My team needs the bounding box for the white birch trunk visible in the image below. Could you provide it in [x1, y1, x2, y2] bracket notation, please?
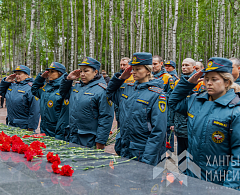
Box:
[75, 0, 78, 68]
[92, 0, 95, 57]
[172, 0, 178, 62]
[149, 0, 151, 53]
[135, 0, 140, 52]
[99, 0, 104, 61]
[214, 0, 220, 56]
[88, 0, 93, 57]
[120, 0, 125, 58]
[168, 0, 173, 60]
[27, 0, 36, 72]
[219, 0, 225, 57]
[139, 0, 144, 53]
[70, 0, 74, 71]
[231, 1, 238, 57]
[36, 0, 41, 73]
[130, 1, 133, 57]
[194, 0, 199, 60]
[83, 0, 86, 57]
[60, 0, 65, 64]
[109, 0, 114, 76]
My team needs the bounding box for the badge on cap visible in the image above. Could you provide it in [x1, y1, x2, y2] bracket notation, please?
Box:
[131, 56, 140, 64]
[47, 100, 53, 108]
[49, 63, 55, 68]
[206, 61, 218, 71]
[212, 131, 225, 143]
[81, 58, 90, 64]
[166, 61, 170, 64]
[16, 66, 21, 70]
[158, 101, 166, 112]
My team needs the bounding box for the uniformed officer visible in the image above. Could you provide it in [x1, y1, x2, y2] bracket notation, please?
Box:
[195, 61, 204, 72]
[152, 56, 175, 154]
[107, 52, 167, 166]
[229, 57, 240, 83]
[169, 57, 240, 189]
[59, 57, 114, 149]
[0, 65, 40, 131]
[115, 57, 135, 155]
[164, 60, 179, 82]
[31, 62, 69, 140]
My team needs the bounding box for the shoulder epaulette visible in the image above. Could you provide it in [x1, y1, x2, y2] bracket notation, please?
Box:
[148, 86, 163, 94]
[98, 83, 107, 89]
[28, 82, 33, 87]
[127, 83, 134, 86]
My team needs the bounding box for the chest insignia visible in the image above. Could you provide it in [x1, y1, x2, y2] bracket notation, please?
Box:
[121, 94, 128, 99]
[158, 101, 166, 112]
[137, 99, 149, 105]
[212, 120, 228, 128]
[18, 90, 25, 93]
[47, 100, 53, 108]
[212, 131, 225, 143]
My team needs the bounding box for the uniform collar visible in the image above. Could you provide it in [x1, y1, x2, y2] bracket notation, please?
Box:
[181, 69, 197, 79]
[80, 75, 105, 87]
[16, 78, 34, 85]
[49, 74, 64, 87]
[134, 79, 164, 90]
[197, 89, 237, 106]
[153, 67, 168, 78]
[167, 70, 178, 76]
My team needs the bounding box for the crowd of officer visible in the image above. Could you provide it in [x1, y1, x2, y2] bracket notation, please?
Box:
[1, 52, 240, 189]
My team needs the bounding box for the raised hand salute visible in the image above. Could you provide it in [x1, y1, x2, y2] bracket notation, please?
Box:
[5, 74, 16, 82]
[66, 69, 81, 80]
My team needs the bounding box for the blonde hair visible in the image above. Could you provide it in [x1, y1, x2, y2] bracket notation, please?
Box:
[217, 72, 234, 91]
[144, 65, 154, 80]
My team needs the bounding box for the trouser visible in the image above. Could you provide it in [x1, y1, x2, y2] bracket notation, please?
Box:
[177, 136, 188, 166]
[1, 96, 4, 107]
[166, 127, 174, 152]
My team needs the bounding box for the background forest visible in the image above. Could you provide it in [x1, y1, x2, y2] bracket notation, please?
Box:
[0, 0, 239, 76]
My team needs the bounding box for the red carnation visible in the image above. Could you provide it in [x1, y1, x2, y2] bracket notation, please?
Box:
[0, 143, 11, 152]
[12, 143, 21, 153]
[60, 165, 74, 177]
[18, 144, 29, 154]
[166, 142, 172, 149]
[24, 150, 37, 161]
[52, 161, 60, 174]
[47, 152, 54, 162]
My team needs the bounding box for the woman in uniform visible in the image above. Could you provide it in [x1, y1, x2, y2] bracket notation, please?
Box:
[106, 52, 167, 166]
[31, 62, 69, 140]
[169, 57, 240, 189]
[0, 65, 40, 131]
[59, 57, 114, 149]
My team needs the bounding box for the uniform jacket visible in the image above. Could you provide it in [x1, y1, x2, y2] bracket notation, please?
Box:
[107, 73, 167, 166]
[153, 67, 175, 127]
[31, 74, 69, 138]
[59, 75, 114, 148]
[235, 76, 240, 86]
[0, 77, 40, 130]
[169, 77, 240, 189]
[167, 70, 179, 82]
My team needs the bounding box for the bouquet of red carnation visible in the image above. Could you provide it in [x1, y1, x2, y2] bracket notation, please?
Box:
[51, 162, 74, 176]
[0, 142, 11, 152]
[47, 152, 61, 164]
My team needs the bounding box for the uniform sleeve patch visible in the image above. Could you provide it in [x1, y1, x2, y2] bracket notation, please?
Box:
[169, 78, 175, 90]
[121, 94, 128, 99]
[148, 86, 162, 94]
[18, 90, 25, 93]
[28, 82, 33, 87]
[212, 120, 228, 128]
[120, 86, 125, 89]
[7, 88, 12, 91]
[98, 83, 107, 89]
[107, 97, 113, 106]
[159, 94, 166, 100]
[56, 93, 60, 96]
[137, 99, 149, 105]
[158, 101, 166, 112]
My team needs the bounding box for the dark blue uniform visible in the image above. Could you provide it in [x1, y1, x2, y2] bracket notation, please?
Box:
[60, 75, 114, 148]
[107, 73, 167, 165]
[0, 78, 40, 130]
[31, 74, 69, 139]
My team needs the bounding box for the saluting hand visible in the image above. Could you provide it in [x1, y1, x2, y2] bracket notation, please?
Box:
[119, 66, 132, 80]
[67, 69, 81, 80]
[41, 71, 49, 79]
[5, 74, 16, 82]
[188, 71, 203, 84]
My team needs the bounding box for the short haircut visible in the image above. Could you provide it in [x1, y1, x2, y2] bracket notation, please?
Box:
[121, 57, 131, 63]
[152, 55, 163, 63]
[229, 57, 240, 68]
[182, 58, 196, 66]
[102, 70, 106, 72]
[196, 61, 204, 68]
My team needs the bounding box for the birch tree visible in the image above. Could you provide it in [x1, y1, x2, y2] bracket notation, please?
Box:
[109, 0, 114, 76]
[60, 0, 65, 64]
[27, 0, 36, 73]
[194, 0, 198, 60]
[120, 0, 125, 58]
[36, 0, 41, 74]
[70, 0, 74, 71]
[172, 0, 178, 62]
[214, 0, 220, 56]
[148, 0, 151, 53]
[168, 0, 173, 60]
[83, 0, 86, 57]
[99, 0, 104, 61]
[88, 0, 93, 57]
[219, 0, 225, 57]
